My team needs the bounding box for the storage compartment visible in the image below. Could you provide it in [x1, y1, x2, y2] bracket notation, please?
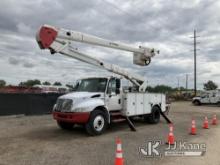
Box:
[122, 92, 166, 116]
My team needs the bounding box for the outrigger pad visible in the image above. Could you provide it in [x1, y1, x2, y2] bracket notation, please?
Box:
[125, 116, 136, 132]
[160, 111, 172, 124]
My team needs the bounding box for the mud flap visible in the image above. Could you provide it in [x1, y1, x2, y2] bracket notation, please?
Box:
[125, 116, 136, 131]
[160, 111, 172, 124]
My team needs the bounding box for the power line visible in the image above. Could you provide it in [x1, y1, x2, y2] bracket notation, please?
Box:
[100, 0, 166, 33]
[101, 0, 134, 18]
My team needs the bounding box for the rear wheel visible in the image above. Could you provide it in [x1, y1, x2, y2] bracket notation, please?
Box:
[85, 110, 108, 136]
[144, 106, 161, 124]
[57, 121, 74, 130]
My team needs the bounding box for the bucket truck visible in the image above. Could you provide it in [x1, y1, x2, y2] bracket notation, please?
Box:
[36, 25, 171, 135]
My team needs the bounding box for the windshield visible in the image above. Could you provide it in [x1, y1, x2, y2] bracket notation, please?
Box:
[74, 78, 107, 92]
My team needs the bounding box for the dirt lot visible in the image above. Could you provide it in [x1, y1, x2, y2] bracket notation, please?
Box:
[0, 101, 220, 165]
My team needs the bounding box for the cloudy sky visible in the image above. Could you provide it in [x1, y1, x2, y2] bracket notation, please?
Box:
[0, 0, 220, 89]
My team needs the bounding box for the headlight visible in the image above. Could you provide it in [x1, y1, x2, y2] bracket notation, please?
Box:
[56, 99, 73, 112]
[53, 104, 57, 111]
[62, 99, 73, 112]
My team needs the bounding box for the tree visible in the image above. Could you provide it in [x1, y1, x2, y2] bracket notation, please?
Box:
[153, 85, 174, 93]
[19, 79, 41, 87]
[53, 81, 62, 86]
[203, 80, 218, 90]
[146, 85, 174, 93]
[42, 81, 51, 85]
[0, 80, 6, 88]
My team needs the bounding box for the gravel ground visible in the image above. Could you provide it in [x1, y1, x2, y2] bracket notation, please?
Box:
[0, 101, 220, 165]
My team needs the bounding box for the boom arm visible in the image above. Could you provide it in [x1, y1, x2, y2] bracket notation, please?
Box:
[36, 24, 156, 91]
[54, 44, 145, 88]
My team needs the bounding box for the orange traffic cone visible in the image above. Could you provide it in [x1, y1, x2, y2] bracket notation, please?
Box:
[115, 138, 124, 165]
[212, 114, 217, 125]
[190, 118, 197, 135]
[203, 116, 209, 129]
[166, 124, 175, 145]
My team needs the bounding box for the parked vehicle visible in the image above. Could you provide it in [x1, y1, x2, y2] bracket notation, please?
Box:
[192, 90, 220, 105]
[34, 85, 69, 93]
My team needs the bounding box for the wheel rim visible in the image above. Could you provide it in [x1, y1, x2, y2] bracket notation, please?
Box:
[93, 115, 105, 132]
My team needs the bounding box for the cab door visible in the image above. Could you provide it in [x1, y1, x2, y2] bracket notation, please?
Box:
[105, 78, 122, 111]
[201, 94, 210, 103]
[210, 92, 218, 103]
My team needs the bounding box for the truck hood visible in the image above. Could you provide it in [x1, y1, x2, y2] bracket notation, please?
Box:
[59, 92, 103, 100]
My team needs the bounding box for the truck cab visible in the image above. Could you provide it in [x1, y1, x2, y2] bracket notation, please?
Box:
[53, 76, 123, 135]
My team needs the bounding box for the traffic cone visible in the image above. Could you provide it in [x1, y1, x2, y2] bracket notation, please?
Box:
[190, 118, 196, 135]
[166, 124, 175, 145]
[212, 114, 217, 125]
[115, 138, 124, 165]
[203, 116, 209, 129]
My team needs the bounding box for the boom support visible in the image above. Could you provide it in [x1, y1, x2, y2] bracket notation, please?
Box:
[36, 24, 158, 91]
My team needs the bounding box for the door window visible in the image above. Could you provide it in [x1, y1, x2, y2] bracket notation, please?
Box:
[107, 78, 116, 95]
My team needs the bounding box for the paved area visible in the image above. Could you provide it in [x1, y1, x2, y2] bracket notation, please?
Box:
[0, 101, 220, 165]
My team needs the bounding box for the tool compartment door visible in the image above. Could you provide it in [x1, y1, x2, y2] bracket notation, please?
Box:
[136, 93, 144, 115]
[122, 93, 146, 116]
[123, 93, 135, 116]
[122, 93, 166, 116]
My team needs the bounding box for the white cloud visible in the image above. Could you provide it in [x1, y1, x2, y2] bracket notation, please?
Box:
[16, 23, 32, 35]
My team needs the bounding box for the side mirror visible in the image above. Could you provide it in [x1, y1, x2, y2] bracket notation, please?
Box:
[108, 88, 112, 95]
[109, 91, 112, 98]
[116, 88, 120, 94]
[116, 79, 121, 88]
[116, 79, 121, 95]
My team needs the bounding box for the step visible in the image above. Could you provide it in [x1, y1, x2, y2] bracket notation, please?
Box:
[111, 118, 126, 123]
[110, 112, 123, 116]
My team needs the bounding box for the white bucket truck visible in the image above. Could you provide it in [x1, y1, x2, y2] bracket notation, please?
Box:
[36, 25, 171, 135]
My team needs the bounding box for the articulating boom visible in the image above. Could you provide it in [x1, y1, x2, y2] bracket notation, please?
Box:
[36, 24, 158, 92]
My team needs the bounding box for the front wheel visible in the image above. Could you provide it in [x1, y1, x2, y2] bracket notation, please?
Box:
[85, 110, 108, 136]
[144, 106, 161, 124]
[193, 100, 201, 106]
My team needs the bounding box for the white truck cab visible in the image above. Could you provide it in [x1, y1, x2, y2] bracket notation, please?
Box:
[192, 90, 220, 105]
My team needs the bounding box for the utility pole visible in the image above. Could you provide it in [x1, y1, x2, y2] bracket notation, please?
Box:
[177, 77, 180, 90]
[186, 74, 188, 90]
[194, 30, 197, 96]
[191, 30, 199, 96]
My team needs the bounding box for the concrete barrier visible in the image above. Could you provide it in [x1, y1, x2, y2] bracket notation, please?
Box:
[0, 93, 63, 116]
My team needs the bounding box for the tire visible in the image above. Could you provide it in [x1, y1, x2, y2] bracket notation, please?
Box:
[144, 106, 161, 124]
[57, 121, 74, 130]
[85, 110, 108, 136]
[193, 100, 201, 106]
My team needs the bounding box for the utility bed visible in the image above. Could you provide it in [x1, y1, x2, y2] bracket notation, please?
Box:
[122, 93, 166, 116]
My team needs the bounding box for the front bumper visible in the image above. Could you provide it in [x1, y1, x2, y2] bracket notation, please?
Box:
[53, 111, 90, 124]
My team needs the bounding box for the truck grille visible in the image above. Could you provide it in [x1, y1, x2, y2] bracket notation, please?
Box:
[55, 99, 72, 112]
